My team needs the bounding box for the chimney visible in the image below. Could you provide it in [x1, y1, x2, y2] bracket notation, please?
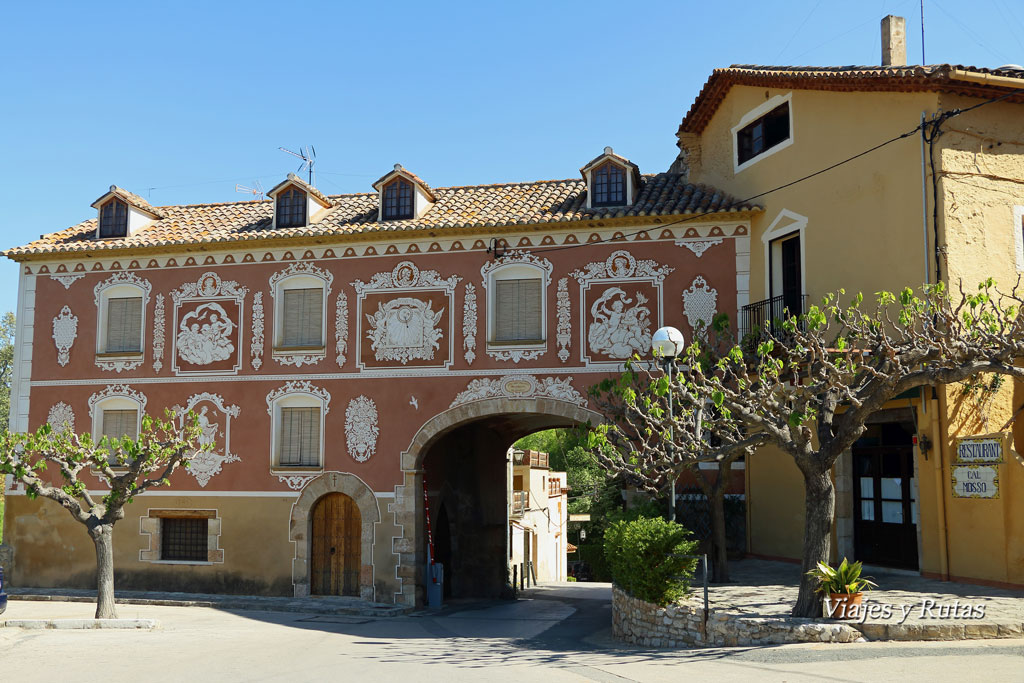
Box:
[881, 15, 907, 66]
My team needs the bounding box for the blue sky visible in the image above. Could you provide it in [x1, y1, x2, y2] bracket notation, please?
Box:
[2, 0, 1023, 311]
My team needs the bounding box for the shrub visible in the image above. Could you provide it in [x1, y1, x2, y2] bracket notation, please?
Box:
[604, 515, 698, 606]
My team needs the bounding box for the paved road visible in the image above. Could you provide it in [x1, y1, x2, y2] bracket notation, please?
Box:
[1, 582, 1022, 682]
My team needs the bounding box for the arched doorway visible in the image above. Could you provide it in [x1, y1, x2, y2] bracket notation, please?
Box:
[311, 493, 362, 596]
[394, 397, 603, 605]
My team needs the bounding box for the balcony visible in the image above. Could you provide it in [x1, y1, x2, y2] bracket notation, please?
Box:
[739, 294, 807, 339]
[511, 490, 528, 518]
[511, 449, 549, 469]
[548, 477, 565, 497]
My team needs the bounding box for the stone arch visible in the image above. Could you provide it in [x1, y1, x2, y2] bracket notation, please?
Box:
[401, 397, 603, 471]
[289, 471, 381, 601]
[392, 397, 603, 606]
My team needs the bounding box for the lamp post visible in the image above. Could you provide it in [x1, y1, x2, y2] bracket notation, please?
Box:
[651, 326, 685, 522]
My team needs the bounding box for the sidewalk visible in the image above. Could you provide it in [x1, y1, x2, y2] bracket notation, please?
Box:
[7, 586, 412, 618]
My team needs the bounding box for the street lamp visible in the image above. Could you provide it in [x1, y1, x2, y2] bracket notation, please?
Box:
[651, 326, 685, 522]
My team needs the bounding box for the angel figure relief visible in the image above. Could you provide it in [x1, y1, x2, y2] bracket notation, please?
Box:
[587, 287, 653, 358]
[366, 297, 445, 363]
[176, 302, 236, 365]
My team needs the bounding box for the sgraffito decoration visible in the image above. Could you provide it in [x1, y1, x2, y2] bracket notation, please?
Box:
[682, 276, 718, 340]
[251, 292, 265, 370]
[675, 238, 724, 259]
[94, 272, 151, 373]
[47, 402, 75, 434]
[556, 278, 571, 363]
[352, 261, 459, 370]
[152, 295, 166, 372]
[335, 291, 348, 367]
[269, 262, 333, 367]
[170, 272, 247, 376]
[571, 249, 672, 365]
[480, 250, 553, 363]
[345, 396, 379, 462]
[52, 305, 78, 367]
[170, 393, 241, 488]
[450, 374, 587, 408]
[50, 274, 84, 289]
[463, 283, 477, 365]
[87, 384, 147, 421]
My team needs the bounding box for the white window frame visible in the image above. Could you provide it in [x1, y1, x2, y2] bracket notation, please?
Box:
[485, 262, 549, 352]
[761, 209, 807, 302]
[268, 388, 328, 474]
[732, 92, 794, 174]
[95, 281, 149, 359]
[1014, 205, 1024, 272]
[91, 396, 143, 458]
[269, 263, 333, 366]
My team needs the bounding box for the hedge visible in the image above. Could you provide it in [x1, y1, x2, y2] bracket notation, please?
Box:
[603, 515, 698, 606]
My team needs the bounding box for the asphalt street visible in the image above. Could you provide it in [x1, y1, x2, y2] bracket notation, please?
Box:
[1, 582, 1021, 682]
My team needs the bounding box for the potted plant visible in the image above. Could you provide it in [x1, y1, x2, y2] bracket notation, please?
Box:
[807, 557, 877, 620]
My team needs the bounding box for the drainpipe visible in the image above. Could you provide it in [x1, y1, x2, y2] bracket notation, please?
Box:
[920, 112, 931, 284]
[933, 392, 951, 581]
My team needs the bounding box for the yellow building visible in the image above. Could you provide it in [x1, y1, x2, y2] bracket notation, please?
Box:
[675, 18, 1024, 587]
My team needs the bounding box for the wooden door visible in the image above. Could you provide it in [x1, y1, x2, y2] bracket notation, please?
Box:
[311, 493, 361, 596]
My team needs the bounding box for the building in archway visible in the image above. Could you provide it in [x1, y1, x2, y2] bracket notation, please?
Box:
[2, 152, 755, 605]
[508, 449, 569, 584]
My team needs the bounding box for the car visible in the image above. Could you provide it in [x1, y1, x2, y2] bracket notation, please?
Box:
[0, 565, 7, 615]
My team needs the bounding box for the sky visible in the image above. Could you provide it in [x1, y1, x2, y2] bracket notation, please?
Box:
[2, 0, 1023, 312]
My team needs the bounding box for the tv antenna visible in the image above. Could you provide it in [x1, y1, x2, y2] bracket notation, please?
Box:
[234, 180, 265, 200]
[279, 145, 317, 185]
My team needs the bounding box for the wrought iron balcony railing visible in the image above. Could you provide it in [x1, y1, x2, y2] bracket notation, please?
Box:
[739, 294, 807, 339]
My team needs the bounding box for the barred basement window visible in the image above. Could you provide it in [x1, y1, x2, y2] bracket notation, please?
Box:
[277, 187, 307, 228]
[382, 178, 414, 220]
[104, 296, 143, 353]
[161, 517, 209, 561]
[99, 199, 128, 238]
[495, 278, 542, 342]
[281, 288, 324, 347]
[278, 406, 321, 467]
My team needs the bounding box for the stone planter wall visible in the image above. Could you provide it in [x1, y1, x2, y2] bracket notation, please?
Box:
[612, 585, 862, 647]
[0, 545, 13, 581]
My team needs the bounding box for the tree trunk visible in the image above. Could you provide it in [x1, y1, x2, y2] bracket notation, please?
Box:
[90, 523, 118, 619]
[709, 488, 730, 583]
[792, 466, 835, 618]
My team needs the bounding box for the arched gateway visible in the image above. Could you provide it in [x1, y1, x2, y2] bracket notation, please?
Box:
[391, 397, 603, 606]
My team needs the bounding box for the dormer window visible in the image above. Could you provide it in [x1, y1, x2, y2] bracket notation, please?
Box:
[382, 179, 414, 220]
[580, 147, 641, 210]
[99, 199, 129, 238]
[592, 162, 626, 207]
[276, 187, 307, 228]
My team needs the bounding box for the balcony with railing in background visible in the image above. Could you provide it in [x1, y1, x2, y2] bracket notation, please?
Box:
[512, 449, 549, 469]
[548, 477, 563, 497]
[511, 490, 528, 518]
[739, 294, 807, 340]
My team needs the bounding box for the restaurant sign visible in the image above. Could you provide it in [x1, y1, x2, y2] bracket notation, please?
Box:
[951, 465, 999, 499]
[955, 433, 1007, 464]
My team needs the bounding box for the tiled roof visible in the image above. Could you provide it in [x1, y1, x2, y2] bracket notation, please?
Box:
[265, 174, 331, 206]
[680, 64, 1024, 134]
[5, 173, 760, 258]
[90, 185, 164, 218]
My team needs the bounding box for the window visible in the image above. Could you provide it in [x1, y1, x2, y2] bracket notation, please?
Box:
[161, 518, 209, 561]
[495, 278, 542, 342]
[277, 187, 307, 228]
[592, 162, 626, 207]
[268, 384, 329, 471]
[104, 296, 143, 353]
[382, 179, 414, 220]
[99, 199, 129, 238]
[278, 406, 321, 467]
[102, 408, 139, 441]
[737, 102, 790, 166]
[281, 288, 324, 347]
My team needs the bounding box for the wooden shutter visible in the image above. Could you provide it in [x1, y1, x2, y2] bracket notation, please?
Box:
[282, 288, 323, 347]
[495, 279, 542, 342]
[105, 297, 143, 353]
[102, 409, 138, 440]
[279, 406, 321, 467]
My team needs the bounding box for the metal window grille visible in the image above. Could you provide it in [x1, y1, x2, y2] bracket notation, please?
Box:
[161, 518, 209, 561]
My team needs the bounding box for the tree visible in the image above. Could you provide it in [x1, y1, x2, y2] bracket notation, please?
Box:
[0, 311, 14, 544]
[588, 321, 765, 583]
[598, 280, 1024, 616]
[0, 411, 207, 619]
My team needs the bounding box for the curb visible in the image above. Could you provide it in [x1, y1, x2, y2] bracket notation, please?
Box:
[8, 593, 412, 618]
[2, 618, 158, 630]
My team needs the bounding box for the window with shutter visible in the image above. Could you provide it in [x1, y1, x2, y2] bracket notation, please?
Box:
[102, 409, 139, 440]
[281, 288, 324, 347]
[278, 406, 321, 467]
[105, 297, 143, 353]
[495, 278, 542, 342]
